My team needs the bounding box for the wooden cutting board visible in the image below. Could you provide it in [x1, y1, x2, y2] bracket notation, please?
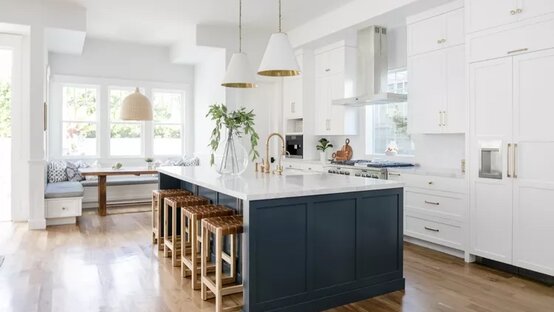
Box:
[332, 138, 353, 161]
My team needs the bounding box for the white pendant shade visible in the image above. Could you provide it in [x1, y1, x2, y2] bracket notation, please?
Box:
[222, 52, 258, 88]
[258, 32, 300, 77]
[120, 88, 153, 121]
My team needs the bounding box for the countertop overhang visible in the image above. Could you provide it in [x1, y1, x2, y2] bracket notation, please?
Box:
[158, 165, 404, 201]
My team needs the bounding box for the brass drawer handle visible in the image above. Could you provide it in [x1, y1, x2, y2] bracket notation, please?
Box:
[507, 48, 528, 55]
[424, 200, 440, 206]
[424, 226, 440, 232]
[388, 172, 401, 176]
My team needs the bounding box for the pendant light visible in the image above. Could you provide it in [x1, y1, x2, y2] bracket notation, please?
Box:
[222, 0, 257, 88]
[258, 0, 300, 77]
[120, 88, 153, 121]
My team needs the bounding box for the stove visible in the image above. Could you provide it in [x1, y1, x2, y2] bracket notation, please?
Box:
[326, 159, 415, 180]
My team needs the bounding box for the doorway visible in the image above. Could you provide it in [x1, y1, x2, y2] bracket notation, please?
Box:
[0, 35, 21, 222]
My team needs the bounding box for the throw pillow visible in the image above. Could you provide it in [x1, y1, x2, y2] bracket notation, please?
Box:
[65, 161, 89, 182]
[181, 157, 200, 167]
[48, 160, 68, 183]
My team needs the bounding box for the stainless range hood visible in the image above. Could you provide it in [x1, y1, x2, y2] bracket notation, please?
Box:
[333, 26, 407, 106]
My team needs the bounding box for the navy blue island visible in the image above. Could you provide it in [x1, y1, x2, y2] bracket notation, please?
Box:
[158, 165, 405, 312]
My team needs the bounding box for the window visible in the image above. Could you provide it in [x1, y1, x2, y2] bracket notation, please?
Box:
[366, 69, 414, 156]
[152, 90, 184, 155]
[109, 88, 142, 156]
[62, 85, 98, 156]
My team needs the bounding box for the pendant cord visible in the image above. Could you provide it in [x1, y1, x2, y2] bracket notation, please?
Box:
[278, 0, 282, 32]
[239, 0, 242, 52]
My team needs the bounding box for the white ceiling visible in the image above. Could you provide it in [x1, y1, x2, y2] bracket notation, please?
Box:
[46, 0, 358, 46]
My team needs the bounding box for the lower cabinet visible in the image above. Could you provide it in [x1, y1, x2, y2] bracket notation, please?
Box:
[45, 197, 83, 226]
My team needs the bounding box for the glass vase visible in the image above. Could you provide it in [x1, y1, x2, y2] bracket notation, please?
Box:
[214, 129, 248, 175]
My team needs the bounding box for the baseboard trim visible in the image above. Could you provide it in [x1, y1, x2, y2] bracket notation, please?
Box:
[28, 218, 46, 230]
[404, 236, 465, 259]
[476, 257, 554, 286]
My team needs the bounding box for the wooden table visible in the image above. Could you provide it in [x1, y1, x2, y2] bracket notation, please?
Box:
[79, 167, 158, 216]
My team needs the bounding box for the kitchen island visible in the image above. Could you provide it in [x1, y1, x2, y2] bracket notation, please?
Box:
[158, 166, 405, 312]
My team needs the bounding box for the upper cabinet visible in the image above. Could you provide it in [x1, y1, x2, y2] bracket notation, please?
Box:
[408, 7, 464, 56]
[407, 3, 466, 134]
[313, 42, 358, 136]
[283, 53, 304, 121]
[466, 0, 554, 34]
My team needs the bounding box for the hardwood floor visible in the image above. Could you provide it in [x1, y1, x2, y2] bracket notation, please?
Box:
[0, 210, 552, 312]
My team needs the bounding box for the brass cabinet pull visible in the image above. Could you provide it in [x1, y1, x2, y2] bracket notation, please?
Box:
[424, 200, 440, 206]
[507, 48, 528, 55]
[510, 9, 517, 15]
[291, 102, 295, 113]
[388, 172, 401, 177]
[424, 226, 440, 232]
[443, 111, 448, 127]
[516, 8, 523, 14]
[513, 143, 518, 178]
[507, 143, 512, 178]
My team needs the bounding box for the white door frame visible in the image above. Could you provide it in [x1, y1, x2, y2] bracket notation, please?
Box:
[0, 34, 23, 221]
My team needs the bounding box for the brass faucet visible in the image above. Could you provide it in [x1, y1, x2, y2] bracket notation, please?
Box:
[263, 133, 286, 174]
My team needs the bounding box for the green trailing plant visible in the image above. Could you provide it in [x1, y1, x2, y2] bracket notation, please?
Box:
[145, 158, 154, 163]
[206, 104, 260, 166]
[316, 138, 333, 152]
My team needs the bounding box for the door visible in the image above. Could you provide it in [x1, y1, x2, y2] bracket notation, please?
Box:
[314, 75, 331, 135]
[512, 49, 554, 275]
[329, 72, 345, 135]
[283, 77, 302, 119]
[469, 57, 514, 263]
[466, 0, 518, 33]
[444, 45, 466, 133]
[0, 35, 21, 222]
[408, 49, 446, 134]
[408, 14, 446, 56]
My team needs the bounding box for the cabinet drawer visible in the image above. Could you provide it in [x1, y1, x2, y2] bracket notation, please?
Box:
[399, 173, 467, 194]
[406, 190, 465, 218]
[46, 199, 81, 218]
[405, 215, 463, 249]
[468, 17, 554, 63]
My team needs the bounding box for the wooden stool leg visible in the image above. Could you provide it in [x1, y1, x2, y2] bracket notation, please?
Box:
[163, 201, 170, 258]
[158, 196, 164, 251]
[152, 194, 157, 244]
[172, 203, 179, 267]
[181, 210, 189, 278]
[230, 234, 236, 279]
[215, 229, 223, 312]
[201, 224, 209, 301]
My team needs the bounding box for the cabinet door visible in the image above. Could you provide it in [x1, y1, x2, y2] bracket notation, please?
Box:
[466, 0, 518, 33]
[408, 14, 446, 56]
[518, 0, 554, 23]
[469, 58, 514, 264]
[283, 77, 303, 119]
[315, 52, 329, 78]
[408, 50, 446, 134]
[445, 8, 464, 47]
[315, 76, 332, 135]
[329, 73, 345, 135]
[444, 45, 466, 133]
[512, 49, 554, 276]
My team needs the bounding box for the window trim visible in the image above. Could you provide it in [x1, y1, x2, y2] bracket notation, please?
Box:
[107, 87, 144, 157]
[151, 89, 186, 157]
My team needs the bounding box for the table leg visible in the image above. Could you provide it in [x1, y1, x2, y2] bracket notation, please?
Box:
[98, 175, 107, 216]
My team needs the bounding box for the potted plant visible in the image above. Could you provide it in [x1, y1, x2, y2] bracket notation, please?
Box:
[316, 138, 333, 163]
[145, 157, 154, 169]
[207, 104, 260, 175]
[112, 162, 123, 170]
[385, 141, 399, 156]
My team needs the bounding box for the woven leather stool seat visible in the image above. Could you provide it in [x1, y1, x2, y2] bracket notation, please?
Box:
[152, 189, 191, 249]
[181, 205, 235, 287]
[163, 195, 209, 266]
[202, 215, 244, 236]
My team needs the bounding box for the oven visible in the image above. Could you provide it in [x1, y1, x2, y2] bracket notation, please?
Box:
[285, 135, 303, 159]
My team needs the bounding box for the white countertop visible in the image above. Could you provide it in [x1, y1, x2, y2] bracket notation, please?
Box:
[388, 166, 466, 179]
[158, 165, 404, 201]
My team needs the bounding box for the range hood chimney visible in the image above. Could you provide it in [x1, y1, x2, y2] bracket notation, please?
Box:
[333, 26, 407, 106]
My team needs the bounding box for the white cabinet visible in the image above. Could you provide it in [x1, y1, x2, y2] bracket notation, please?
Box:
[466, 0, 554, 33]
[408, 7, 464, 56]
[409, 45, 466, 134]
[469, 48, 554, 276]
[45, 197, 83, 226]
[283, 77, 303, 120]
[314, 43, 357, 136]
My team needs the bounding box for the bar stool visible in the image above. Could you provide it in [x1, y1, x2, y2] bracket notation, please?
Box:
[163, 195, 209, 266]
[201, 215, 244, 312]
[181, 205, 235, 288]
[152, 189, 191, 249]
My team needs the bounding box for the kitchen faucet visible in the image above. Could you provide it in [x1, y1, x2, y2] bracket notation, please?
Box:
[262, 133, 286, 174]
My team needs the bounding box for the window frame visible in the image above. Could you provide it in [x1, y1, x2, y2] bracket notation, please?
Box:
[151, 88, 186, 157]
[107, 86, 145, 158]
[59, 83, 100, 159]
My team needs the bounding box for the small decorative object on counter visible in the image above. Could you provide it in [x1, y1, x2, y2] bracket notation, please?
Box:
[316, 138, 334, 163]
[145, 157, 154, 169]
[112, 162, 123, 170]
[332, 138, 353, 161]
[385, 141, 399, 156]
[207, 104, 259, 175]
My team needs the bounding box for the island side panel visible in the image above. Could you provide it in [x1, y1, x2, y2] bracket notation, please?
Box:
[245, 188, 404, 312]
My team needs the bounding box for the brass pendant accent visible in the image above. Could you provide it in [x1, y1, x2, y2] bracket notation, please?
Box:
[257, 69, 301, 77]
[221, 82, 258, 88]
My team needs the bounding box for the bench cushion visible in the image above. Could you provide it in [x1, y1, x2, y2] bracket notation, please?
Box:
[80, 176, 158, 187]
[45, 182, 84, 199]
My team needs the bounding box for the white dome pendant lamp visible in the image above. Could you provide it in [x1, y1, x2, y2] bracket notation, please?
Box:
[120, 88, 153, 121]
[258, 0, 300, 77]
[222, 0, 257, 88]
